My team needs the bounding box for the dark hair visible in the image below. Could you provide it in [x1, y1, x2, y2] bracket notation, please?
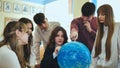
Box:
[19, 17, 33, 64]
[47, 26, 68, 48]
[81, 2, 95, 16]
[33, 13, 45, 25]
[19, 17, 34, 31]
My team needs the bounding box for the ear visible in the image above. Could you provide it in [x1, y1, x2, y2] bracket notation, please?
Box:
[15, 29, 21, 37]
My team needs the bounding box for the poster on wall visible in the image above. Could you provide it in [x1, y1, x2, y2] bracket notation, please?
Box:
[13, 3, 21, 13]
[4, 1, 12, 12]
[22, 5, 30, 14]
[31, 6, 36, 15]
[4, 17, 18, 26]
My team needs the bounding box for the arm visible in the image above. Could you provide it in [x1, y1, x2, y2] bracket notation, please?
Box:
[118, 25, 120, 66]
[90, 31, 98, 68]
[70, 19, 79, 41]
[53, 21, 60, 27]
[84, 18, 98, 40]
[33, 27, 41, 65]
[53, 46, 61, 59]
[40, 47, 55, 68]
[29, 43, 36, 68]
[89, 17, 98, 40]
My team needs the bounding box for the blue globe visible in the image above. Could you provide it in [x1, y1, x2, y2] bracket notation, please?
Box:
[57, 41, 91, 68]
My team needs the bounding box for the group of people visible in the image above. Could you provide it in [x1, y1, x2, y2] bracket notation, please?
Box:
[0, 1, 120, 68]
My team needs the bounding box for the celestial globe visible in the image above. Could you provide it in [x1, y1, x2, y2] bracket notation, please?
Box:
[57, 41, 91, 68]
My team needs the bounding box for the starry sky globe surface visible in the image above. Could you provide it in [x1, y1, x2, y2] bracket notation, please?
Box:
[57, 41, 91, 68]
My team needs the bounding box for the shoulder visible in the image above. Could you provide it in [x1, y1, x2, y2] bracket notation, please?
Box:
[114, 23, 120, 33]
[72, 17, 81, 22]
[49, 21, 60, 26]
[48, 21, 60, 29]
[71, 17, 82, 25]
[0, 45, 20, 68]
[0, 45, 18, 60]
[114, 23, 120, 28]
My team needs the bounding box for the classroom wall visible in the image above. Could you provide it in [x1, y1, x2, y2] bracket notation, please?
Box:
[73, 0, 89, 18]
[0, 0, 44, 39]
[97, 0, 120, 22]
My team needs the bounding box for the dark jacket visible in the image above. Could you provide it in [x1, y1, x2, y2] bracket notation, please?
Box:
[40, 46, 59, 68]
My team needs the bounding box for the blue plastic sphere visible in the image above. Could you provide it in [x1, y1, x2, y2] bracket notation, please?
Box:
[57, 41, 91, 68]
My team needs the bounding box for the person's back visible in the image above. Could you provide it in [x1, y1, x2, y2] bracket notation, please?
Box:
[70, 2, 98, 52]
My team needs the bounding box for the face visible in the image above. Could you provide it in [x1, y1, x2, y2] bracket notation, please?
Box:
[16, 30, 29, 45]
[98, 13, 105, 23]
[38, 19, 48, 31]
[26, 23, 32, 34]
[55, 31, 64, 46]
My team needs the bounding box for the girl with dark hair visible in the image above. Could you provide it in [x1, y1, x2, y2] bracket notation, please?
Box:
[40, 26, 68, 68]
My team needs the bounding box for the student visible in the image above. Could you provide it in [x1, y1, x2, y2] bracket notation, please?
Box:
[33, 13, 60, 67]
[19, 17, 35, 68]
[0, 21, 29, 68]
[90, 4, 120, 68]
[40, 26, 68, 68]
[70, 2, 98, 52]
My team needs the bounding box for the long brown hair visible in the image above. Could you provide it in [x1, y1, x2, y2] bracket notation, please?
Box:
[0, 21, 27, 68]
[19, 17, 34, 64]
[94, 4, 114, 61]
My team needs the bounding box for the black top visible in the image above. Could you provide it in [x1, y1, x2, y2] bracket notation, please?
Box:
[40, 46, 59, 68]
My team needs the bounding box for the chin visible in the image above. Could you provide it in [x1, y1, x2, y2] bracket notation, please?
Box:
[100, 21, 104, 23]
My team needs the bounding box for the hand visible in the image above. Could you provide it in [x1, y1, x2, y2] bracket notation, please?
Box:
[84, 21, 92, 32]
[35, 64, 40, 68]
[70, 31, 78, 41]
[54, 46, 61, 54]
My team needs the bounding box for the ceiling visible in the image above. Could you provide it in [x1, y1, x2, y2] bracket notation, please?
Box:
[23, 0, 57, 5]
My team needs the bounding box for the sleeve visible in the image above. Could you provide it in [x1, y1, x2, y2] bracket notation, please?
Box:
[1, 51, 21, 68]
[70, 19, 79, 32]
[118, 25, 120, 66]
[33, 26, 41, 64]
[70, 19, 79, 41]
[89, 17, 98, 40]
[40, 47, 55, 68]
[90, 31, 98, 68]
[54, 22, 60, 27]
[53, 52, 57, 59]
[29, 43, 36, 67]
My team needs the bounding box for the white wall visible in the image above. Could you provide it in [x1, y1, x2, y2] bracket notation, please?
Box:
[97, 0, 120, 22]
[45, 0, 73, 41]
[0, 0, 44, 39]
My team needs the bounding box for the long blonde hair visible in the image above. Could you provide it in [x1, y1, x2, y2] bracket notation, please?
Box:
[94, 4, 114, 61]
[0, 21, 27, 68]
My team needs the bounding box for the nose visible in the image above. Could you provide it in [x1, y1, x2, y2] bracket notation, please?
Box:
[59, 36, 63, 40]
